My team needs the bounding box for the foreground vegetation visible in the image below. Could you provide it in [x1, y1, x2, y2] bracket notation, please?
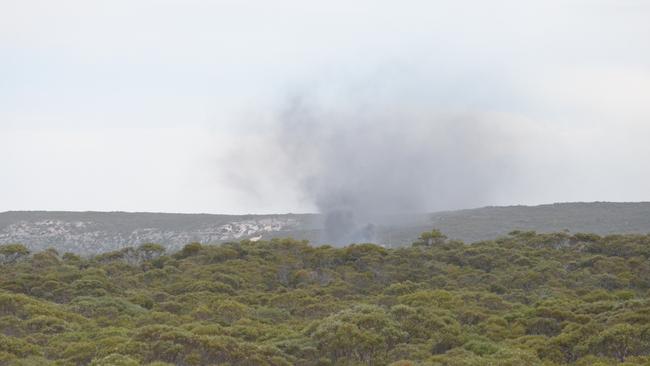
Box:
[2, 230, 650, 365]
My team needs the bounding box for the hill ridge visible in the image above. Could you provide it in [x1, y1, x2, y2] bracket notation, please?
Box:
[3, 202, 650, 254]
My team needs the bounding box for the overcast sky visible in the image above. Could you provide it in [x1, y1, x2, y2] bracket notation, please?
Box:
[1, 0, 650, 214]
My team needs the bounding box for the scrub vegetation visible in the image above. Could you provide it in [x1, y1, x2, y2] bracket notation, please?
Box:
[2, 230, 650, 365]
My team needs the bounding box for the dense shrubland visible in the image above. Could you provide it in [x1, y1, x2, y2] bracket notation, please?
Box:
[2, 230, 650, 365]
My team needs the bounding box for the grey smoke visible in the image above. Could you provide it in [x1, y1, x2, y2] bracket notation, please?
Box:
[225, 84, 526, 245]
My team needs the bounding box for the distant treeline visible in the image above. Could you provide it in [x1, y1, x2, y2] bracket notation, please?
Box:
[2, 230, 650, 365]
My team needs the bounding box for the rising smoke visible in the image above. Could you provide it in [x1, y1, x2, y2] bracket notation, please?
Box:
[224, 83, 528, 245]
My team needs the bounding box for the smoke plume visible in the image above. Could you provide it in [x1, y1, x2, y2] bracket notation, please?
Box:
[224, 83, 527, 245]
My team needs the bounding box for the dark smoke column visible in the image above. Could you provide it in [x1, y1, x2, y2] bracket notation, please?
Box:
[323, 209, 355, 244]
[221, 87, 523, 247]
[322, 208, 377, 245]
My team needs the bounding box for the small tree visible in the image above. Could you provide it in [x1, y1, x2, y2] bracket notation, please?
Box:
[175, 243, 203, 259]
[137, 243, 166, 262]
[0, 244, 30, 264]
[589, 323, 640, 362]
[412, 229, 447, 247]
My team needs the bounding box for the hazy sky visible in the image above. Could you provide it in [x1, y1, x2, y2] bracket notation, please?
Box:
[1, 0, 650, 214]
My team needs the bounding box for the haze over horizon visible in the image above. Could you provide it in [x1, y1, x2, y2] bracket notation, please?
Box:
[2, 200, 649, 216]
[2, 0, 650, 214]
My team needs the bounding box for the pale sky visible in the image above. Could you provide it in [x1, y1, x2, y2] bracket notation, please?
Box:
[1, 0, 650, 214]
